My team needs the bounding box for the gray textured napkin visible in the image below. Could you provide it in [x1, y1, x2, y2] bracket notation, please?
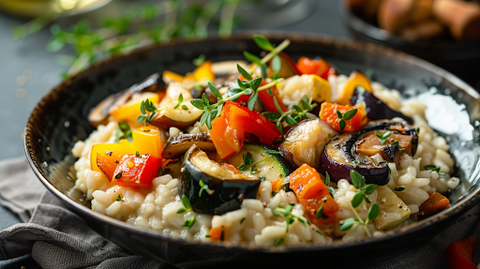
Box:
[0, 157, 479, 269]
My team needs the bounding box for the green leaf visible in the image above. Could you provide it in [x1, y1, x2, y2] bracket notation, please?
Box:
[316, 204, 324, 219]
[140, 100, 147, 114]
[367, 203, 380, 220]
[336, 110, 343, 119]
[285, 115, 298, 126]
[136, 115, 146, 123]
[190, 99, 205, 110]
[182, 216, 196, 229]
[364, 184, 376, 195]
[274, 238, 284, 246]
[343, 109, 357, 121]
[208, 81, 222, 100]
[237, 64, 252, 81]
[351, 192, 364, 208]
[250, 77, 263, 91]
[339, 119, 346, 132]
[273, 97, 284, 115]
[263, 112, 282, 120]
[176, 208, 187, 214]
[47, 38, 65, 52]
[174, 94, 184, 109]
[350, 170, 365, 189]
[253, 34, 275, 51]
[199, 111, 208, 127]
[243, 51, 262, 65]
[272, 55, 281, 73]
[181, 195, 192, 211]
[339, 218, 355, 231]
[248, 92, 258, 111]
[193, 54, 206, 66]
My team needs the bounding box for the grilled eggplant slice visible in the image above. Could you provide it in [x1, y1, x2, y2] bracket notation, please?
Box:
[319, 121, 418, 185]
[163, 132, 215, 159]
[181, 145, 261, 215]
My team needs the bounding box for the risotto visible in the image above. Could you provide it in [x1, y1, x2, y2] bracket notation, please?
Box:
[71, 36, 459, 246]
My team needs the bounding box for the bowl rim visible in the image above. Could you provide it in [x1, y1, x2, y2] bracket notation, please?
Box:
[23, 31, 480, 253]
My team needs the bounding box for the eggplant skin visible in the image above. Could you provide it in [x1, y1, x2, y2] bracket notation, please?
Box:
[181, 146, 260, 215]
[351, 87, 413, 125]
[319, 121, 417, 185]
[319, 151, 390, 185]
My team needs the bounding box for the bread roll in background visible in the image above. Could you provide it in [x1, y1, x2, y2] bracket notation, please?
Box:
[399, 19, 446, 41]
[433, 0, 480, 40]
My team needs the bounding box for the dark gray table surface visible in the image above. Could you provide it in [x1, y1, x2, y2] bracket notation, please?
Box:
[0, 0, 478, 268]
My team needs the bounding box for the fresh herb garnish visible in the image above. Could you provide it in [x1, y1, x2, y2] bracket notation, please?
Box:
[174, 93, 184, 109]
[136, 98, 158, 125]
[238, 152, 264, 175]
[193, 54, 206, 66]
[424, 165, 446, 178]
[263, 95, 317, 139]
[324, 172, 335, 198]
[114, 122, 133, 142]
[182, 216, 196, 230]
[198, 180, 211, 197]
[394, 186, 405, 192]
[272, 204, 308, 233]
[336, 108, 358, 132]
[375, 131, 392, 145]
[116, 194, 122, 202]
[274, 238, 284, 246]
[339, 170, 379, 237]
[391, 141, 405, 151]
[176, 195, 193, 214]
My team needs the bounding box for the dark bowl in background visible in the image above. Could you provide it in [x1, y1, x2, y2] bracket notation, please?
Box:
[24, 32, 480, 268]
[339, 2, 480, 87]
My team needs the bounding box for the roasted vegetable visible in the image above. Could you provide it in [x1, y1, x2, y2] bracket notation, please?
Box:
[289, 164, 339, 227]
[375, 185, 411, 230]
[279, 119, 338, 170]
[88, 73, 163, 126]
[333, 70, 373, 105]
[181, 145, 261, 215]
[91, 140, 135, 181]
[226, 144, 292, 182]
[320, 102, 366, 133]
[132, 125, 164, 159]
[163, 132, 215, 159]
[296, 56, 331, 80]
[113, 153, 162, 189]
[350, 87, 413, 124]
[266, 52, 301, 78]
[276, 74, 331, 107]
[414, 191, 451, 220]
[319, 121, 418, 185]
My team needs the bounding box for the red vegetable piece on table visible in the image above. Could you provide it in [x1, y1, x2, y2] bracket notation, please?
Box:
[445, 236, 477, 269]
[113, 154, 162, 189]
[288, 164, 338, 226]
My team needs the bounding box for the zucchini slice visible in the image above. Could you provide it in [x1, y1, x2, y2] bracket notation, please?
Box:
[226, 144, 292, 182]
[181, 145, 260, 215]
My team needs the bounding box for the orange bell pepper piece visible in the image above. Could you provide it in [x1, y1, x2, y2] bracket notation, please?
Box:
[91, 140, 135, 180]
[296, 56, 331, 80]
[418, 191, 451, 219]
[289, 164, 338, 226]
[320, 102, 365, 133]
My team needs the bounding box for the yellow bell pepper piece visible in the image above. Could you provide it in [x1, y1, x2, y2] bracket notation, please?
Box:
[334, 70, 373, 105]
[90, 139, 135, 180]
[132, 125, 163, 159]
[193, 61, 215, 82]
[110, 92, 160, 126]
[276, 74, 331, 106]
[162, 70, 185, 83]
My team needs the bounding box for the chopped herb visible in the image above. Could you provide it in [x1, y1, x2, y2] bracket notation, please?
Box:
[424, 164, 446, 178]
[116, 194, 122, 202]
[176, 195, 193, 214]
[115, 171, 123, 180]
[336, 108, 357, 132]
[391, 141, 404, 151]
[136, 151, 141, 157]
[339, 218, 355, 231]
[272, 204, 308, 233]
[198, 180, 210, 197]
[136, 98, 158, 125]
[274, 238, 284, 246]
[375, 131, 392, 145]
[182, 216, 196, 230]
[316, 204, 329, 219]
[394, 186, 405, 192]
[238, 152, 264, 175]
[315, 230, 323, 236]
[181, 104, 189, 110]
[259, 176, 266, 181]
[325, 172, 335, 198]
[240, 218, 246, 224]
[174, 93, 184, 109]
[114, 122, 133, 142]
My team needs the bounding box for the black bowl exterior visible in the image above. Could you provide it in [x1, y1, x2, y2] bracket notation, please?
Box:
[24, 32, 480, 268]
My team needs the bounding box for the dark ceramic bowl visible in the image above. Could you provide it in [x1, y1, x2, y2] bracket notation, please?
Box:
[339, 2, 480, 85]
[24, 32, 480, 268]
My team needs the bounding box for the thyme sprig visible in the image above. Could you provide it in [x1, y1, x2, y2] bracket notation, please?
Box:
[337, 108, 358, 132]
[424, 164, 446, 178]
[114, 122, 133, 142]
[263, 95, 317, 139]
[338, 170, 379, 237]
[190, 65, 283, 129]
[272, 204, 309, 233]
[177, 195, 196, 229]
[136, 98, 158, 125]
[375, 131, 392, 145]
[238, 152, 265, 175]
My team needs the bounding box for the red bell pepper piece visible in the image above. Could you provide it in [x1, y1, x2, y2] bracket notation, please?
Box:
[296, 56, 331, 80]
[112, 153, 162, 189]
[445, 236, 477, 269]
[209, 101, 281, 159]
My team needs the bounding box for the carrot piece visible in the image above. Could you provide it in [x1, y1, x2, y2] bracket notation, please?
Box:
[418, 191, 451, 219]
[209, 226, 225, 241]
[445, 236, 477, 269]
[271, 179, 284, 193]
[289, 164, 339, 226]
[320, 102, 365, 133]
